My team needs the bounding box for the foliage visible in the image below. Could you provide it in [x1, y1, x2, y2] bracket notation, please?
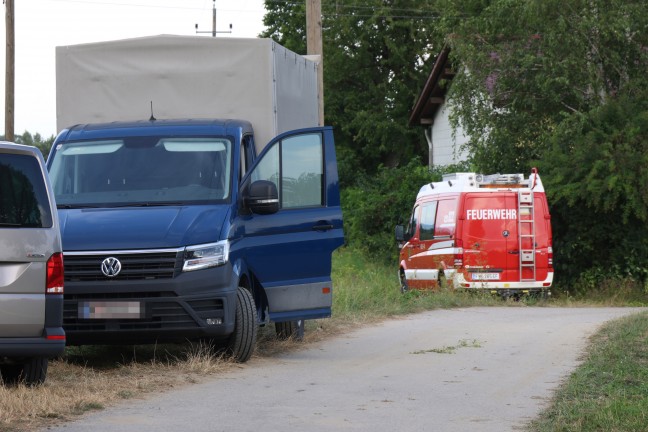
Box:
[436, 0, 648, 174]
[3, 131, 56, 159]
[539, 89, 648, 285]
[429, 0, 648, 286]
[340, 159, 469, 262]
[262, 0, 443, 184]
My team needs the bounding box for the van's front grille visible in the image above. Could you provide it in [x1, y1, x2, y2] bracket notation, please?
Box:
[64, 250, 183, 282]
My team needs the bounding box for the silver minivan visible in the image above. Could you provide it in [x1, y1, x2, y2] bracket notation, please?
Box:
[0, 141, 65, 385]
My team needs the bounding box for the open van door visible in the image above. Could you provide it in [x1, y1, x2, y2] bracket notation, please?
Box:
[237, 127, 344, 323]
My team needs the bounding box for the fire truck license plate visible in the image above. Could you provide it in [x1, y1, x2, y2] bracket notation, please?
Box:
[471, 273, 500, 281]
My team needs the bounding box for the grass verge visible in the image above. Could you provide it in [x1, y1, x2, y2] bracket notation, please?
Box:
[529, 310, 648, 431]
[0, 246, 645, 431]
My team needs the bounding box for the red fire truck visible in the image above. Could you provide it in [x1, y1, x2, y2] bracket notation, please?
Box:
[395, 169, 553, 297]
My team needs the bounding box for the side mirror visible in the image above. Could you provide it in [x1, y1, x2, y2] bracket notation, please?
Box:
[395, 225, 405, 242]
[246, 180, 279, 215]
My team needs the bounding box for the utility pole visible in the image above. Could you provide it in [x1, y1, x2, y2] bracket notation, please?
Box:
[306, 0, 324, 126]
[4, 0, 15, 141]
[195, 0, 232, 37]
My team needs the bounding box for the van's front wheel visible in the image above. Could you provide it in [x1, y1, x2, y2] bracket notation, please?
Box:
[226, 287, 258, 363]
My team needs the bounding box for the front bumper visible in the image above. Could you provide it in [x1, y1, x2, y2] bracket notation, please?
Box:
[63, 263, 238, 345]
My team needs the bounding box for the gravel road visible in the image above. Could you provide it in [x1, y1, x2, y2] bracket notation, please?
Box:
[45, 307, 643, 432]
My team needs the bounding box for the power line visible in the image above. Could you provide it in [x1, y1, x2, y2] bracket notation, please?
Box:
[265, 0, 440, 15]
[45, 0, 262, 13]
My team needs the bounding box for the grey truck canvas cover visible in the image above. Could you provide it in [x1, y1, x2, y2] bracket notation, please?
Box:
[56, 35, 319, 152]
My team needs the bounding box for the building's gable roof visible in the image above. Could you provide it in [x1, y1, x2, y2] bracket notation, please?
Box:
[409, 47, 455, 127]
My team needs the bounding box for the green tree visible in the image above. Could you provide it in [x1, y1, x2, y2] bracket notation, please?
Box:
[434, 0, 648, 286]
[262, 0, 442, 185]
[5, 131, 56, 159]
[539, 88, 648, 284]
[436, 0, 647, 173]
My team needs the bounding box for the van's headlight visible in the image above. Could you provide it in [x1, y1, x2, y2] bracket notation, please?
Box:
[183, 241, 229, 272]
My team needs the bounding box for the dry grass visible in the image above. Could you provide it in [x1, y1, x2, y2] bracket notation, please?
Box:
[0, 320, 360, 432]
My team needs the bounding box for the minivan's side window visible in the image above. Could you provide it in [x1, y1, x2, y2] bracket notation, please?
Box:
[419, 202, 438, 241]
[249, 133, 324, 209]
[0, 154, 52, 228]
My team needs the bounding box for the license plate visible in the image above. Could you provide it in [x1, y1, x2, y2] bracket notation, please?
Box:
[471, 273, 500, 281]
[79, 301, 142, 319]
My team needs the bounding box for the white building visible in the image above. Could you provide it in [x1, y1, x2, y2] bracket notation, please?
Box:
[409, 48, 469, 167]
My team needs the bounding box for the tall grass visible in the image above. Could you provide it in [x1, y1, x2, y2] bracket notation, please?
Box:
[529, 311, 648, 431]
[331, 246, 503, 323]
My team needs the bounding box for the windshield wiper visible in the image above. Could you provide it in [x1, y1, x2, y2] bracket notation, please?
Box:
[57, 204, 101, 209]
[109, 202, 186, 207]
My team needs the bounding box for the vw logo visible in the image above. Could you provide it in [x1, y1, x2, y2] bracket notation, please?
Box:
[101, 257, 122, 278]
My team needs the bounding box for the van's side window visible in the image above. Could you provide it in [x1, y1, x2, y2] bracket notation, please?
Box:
[420, 202, 437, 240]
[251, 142, 279, 188]
[406, 205, 419, 239]
[249, 132, 324, 209]
[435, 198, 458, 237]
[281, 133, 323, 208]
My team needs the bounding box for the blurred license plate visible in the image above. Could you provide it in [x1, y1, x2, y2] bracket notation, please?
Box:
[79, 301, 141, 319]
[471, 273, 500, 281]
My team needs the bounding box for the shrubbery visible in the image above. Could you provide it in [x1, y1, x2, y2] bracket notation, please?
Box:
[340, 158, 469, 263]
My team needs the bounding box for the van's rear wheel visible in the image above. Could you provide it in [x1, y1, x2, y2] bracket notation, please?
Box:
[0, 357, 48, 386]
[226, 287, 258, 363]
[399, 271, 409, 294]
[275, 320, 305, 341]
[438, 271, 447, 290]
[22, 357, 48, 386]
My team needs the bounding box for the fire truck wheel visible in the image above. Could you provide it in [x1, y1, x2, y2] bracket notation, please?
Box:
[399, 271, 409, 294]
[275, 320, 305, 341]
[438, 271, 448, 290]
[226, 287, 258, 363]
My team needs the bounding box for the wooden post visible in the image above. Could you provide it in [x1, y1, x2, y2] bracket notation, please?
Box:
[5, 0, 15, 141]
[306, 0, 324, 126]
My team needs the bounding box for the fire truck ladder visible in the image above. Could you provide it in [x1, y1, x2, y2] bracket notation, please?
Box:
[518, 189, 536, 282]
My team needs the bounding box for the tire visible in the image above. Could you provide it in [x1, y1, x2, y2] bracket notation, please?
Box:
[226, 287, 258, 363]
[0, 364, 22, 386]
[0, 358, 47, 386]
[22, 358, 48, 386]
[399, 271, 409, 294]
[438, 271, 447, 290]
[275, 320, 305, 341]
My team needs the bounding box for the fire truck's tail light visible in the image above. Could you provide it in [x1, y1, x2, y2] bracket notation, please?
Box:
[547, 246, 553, 269]
[454, 239, 464, 267]
[46, 252, 64, 294]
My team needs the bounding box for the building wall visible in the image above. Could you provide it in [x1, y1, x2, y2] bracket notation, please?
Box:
[430, 103, 469, 166]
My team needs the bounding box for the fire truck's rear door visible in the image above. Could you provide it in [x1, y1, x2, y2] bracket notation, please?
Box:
[462, 193, 518, 283]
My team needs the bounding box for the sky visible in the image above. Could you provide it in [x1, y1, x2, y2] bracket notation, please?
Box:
[0, 0, 267, 138]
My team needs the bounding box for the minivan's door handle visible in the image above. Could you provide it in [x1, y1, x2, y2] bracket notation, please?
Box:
[508, 250, 519, 254]
[313, 223, 334, 231]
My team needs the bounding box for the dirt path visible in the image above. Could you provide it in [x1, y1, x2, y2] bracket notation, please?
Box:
[44, 307, 643, 432]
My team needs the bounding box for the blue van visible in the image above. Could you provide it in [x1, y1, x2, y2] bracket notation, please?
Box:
[47, 120, 344, 362]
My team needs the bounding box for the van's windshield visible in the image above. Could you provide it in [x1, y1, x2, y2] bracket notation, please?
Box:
[49, 137, 232, 207]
